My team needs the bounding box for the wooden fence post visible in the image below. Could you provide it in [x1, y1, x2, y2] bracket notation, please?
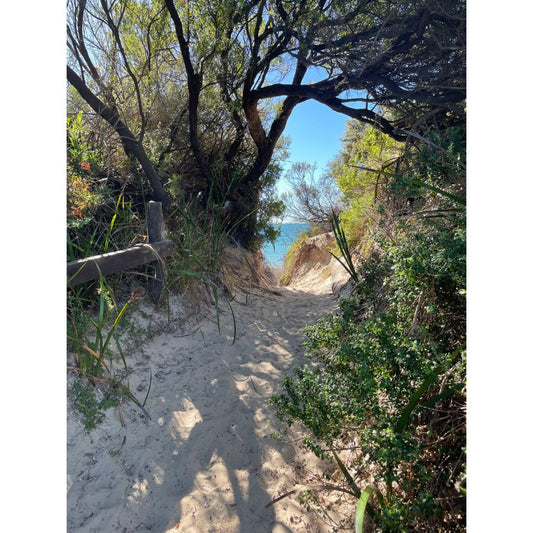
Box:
[147, 201, 167, 304]
[67, 201, 173, 292]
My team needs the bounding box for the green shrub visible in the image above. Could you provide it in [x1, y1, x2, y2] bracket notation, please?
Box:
[70, 378, 128, 432]
[272, 129, 466, 531]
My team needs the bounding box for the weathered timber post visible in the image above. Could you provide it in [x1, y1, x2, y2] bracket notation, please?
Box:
[147, 201, 168, 304]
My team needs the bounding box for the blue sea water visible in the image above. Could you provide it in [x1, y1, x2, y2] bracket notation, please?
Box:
[262, 223, 310, 267]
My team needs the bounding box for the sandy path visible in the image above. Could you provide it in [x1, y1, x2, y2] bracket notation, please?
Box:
[67, 271, 348, 533]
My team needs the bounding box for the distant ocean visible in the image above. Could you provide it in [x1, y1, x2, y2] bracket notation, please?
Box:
[262, 222, 310, 267]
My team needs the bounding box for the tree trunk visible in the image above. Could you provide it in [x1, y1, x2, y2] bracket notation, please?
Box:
[228, 182, 261, 250]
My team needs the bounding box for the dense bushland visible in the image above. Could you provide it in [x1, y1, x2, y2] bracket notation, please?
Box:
[67, 0, 465, 248]
[272, 127, 466, 531]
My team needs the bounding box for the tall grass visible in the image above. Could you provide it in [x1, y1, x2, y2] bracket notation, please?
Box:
[162, 192, 245, 341]
[67, 272, 143, 377]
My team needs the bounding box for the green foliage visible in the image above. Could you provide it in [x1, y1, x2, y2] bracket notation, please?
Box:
[70, 378, 128, 432]
[67, 112, 104, 177]
[330, 121, 403, 247]
[67, 112, 105, 224]
[298, 489, 319, 512]
[333, 122, 402, 199]
[67, 112, 144, 263]
[389, 127, 466, 210]
[272, 128, 466, 531]
[67, 275, 141, 377]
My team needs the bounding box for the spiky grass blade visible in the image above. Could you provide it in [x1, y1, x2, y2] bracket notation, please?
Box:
[355, 486, 384, 533]
[330, 211, 361, 284]
[80, 343, 111, 373]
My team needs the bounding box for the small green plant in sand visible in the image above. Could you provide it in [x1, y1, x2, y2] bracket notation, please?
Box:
[70, 378, 129, 432]
[330, 211, 361, 284]
[68, 273, 142, 377]
[68, 272, 148, 430]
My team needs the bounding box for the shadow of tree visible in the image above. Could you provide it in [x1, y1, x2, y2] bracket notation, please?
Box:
[68, 286, 336, 532]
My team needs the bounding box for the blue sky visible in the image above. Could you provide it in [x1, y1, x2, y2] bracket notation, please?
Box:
[273, 64, 355, 196]
[277, 99, 348, 195]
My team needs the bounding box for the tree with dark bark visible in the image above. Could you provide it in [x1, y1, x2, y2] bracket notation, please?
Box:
[67, 0, 465, 248]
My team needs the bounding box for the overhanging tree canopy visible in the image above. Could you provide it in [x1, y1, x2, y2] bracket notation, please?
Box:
[67, 0, 465, 247]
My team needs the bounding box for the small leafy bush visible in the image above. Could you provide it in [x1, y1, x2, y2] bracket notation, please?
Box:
[70, 378, 128, 432]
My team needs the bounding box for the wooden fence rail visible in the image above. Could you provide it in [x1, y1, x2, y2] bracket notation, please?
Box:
[67, 201, 173, 303]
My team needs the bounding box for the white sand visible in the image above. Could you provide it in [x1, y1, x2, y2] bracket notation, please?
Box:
[67, 253, 352, 532]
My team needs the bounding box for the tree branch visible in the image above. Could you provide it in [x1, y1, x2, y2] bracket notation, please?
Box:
[74, 0, 103, 85]
[164, 0, 211, 181]
[100, 0, 147, 142]
[67, 65, 170, 204]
